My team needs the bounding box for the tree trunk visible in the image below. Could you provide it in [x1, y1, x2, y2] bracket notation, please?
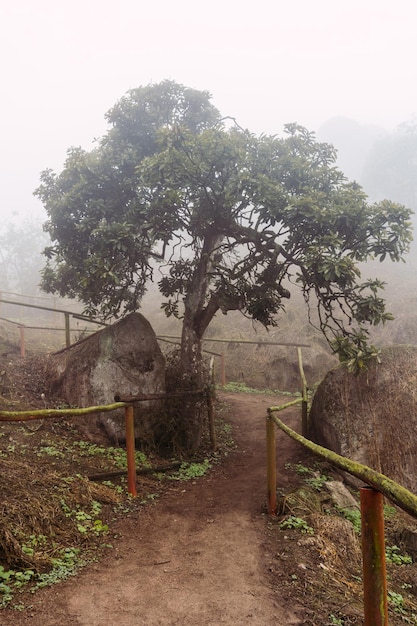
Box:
[177, 317, 205, 454]
[176, 232, 224, 453]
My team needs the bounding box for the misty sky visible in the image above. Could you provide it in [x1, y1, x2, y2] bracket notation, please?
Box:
[1, 0, 416, 224]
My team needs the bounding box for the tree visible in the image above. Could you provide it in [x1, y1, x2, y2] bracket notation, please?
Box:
[362, 118, 417, 209]
[317, 116, 386, 182]
[35, 81, 413, 452]
[0, 218, 49, 295]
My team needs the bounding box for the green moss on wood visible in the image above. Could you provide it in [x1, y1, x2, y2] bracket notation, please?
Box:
[270, 411, 417, 519]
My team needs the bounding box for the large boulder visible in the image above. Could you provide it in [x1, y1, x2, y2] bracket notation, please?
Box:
[45, 313, 165, 445]
[309, 345, 417, 492]
[221, 340, 337, 392]
[264, 345, 337, 392]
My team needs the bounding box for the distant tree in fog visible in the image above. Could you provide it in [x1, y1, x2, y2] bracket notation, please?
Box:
[34, 80, 412, 452]
[0, 219, 48, 295]
[362, 118, 417, 209]
[318, 116, 386, 182]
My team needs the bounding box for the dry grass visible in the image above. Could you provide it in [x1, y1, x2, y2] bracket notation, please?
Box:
[0, 453, 121, 571]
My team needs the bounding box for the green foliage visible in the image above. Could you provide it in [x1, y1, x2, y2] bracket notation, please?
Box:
[60, 499, 109, 537]
[34, 547, 83, 589]
[37, 444, 65, 458]
[0, 550, 82, 609]
[388, 590, 408, 616]
[169, 459, 212, 481]
[21, 534, 47, 557]
[102, 480, 124, 495]
[220, 381, 299, 397]
[0, 426, 222, 609]
[279, 515, 314, 535]
[71, 440, 149, 470]
[220, 382, 259, 394]
[389, 590, 417, 624]
[386, 545, 413, 565]
[304, 474, 328, 491]
[336, 507, 361, 534]
[290, 462, 310, 475]
[34, 80, 413, 446]
[0, 566, 36, 608]
[330, 316, 384, 373]
[288, 462, 329, 491]
[384, 504, 397, 519]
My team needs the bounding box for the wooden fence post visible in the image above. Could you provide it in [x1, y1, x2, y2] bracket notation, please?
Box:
[360, 486, 388, 625]
[125, 405, 137, 497]
[266, 411, 277, 515]
[19, 325, 26, 358]
[221, 352, 226, 386]
[64, 312, 71, 347]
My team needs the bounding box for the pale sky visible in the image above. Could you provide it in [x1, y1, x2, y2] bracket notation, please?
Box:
[1, 0, 416, 223]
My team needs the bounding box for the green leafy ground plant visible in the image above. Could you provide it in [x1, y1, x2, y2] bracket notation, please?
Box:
[0, 416, 223, 610]
[169, 459, 212, 481]
[286, 461, 329, 491]
[219, 381, 300, 397]
[386, 545, 413, 566]
[279, 516, 314, 535]
[336, 507, 362, 534]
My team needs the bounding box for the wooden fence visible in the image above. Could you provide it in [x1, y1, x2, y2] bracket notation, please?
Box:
[0, 388, 215, 496]
[2, 330, 415, 623]
[266, 399, 417, 625]
[0, 297, 311, 388]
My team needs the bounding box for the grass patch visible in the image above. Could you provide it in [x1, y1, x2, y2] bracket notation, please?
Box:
[169, 459, 212, 481]
[219, 381, 300, 396]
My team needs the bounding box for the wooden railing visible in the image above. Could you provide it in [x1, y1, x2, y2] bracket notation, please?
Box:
[0, 387, 215, 496]
[266, 401, 417, 625]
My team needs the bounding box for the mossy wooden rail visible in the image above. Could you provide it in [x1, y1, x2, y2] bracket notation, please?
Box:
[267, 409, 417, 519]
[0, 388, 213, 497]
[266, 404, 417, 625]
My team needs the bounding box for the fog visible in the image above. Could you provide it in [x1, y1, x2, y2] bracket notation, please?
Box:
[1, 0, 416, 226]
[1, 0, 416, 346]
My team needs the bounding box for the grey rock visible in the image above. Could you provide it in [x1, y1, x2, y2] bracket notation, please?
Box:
[309, 345, 417, 492]
[45, 312, 165, 444]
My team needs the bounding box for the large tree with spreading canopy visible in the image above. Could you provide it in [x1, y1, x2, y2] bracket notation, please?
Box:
[35, 80, 413, 452]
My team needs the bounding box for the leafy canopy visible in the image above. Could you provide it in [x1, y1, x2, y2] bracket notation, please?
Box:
[35, 80, 413, 372]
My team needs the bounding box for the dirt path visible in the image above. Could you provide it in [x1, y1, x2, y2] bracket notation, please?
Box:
[5, 392, 307, 626]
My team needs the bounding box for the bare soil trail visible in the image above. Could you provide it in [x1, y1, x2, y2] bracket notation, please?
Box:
[4, 392, 309, 626]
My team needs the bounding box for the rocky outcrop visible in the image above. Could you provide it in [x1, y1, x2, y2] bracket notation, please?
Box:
[309, 345, 417, 492]
[45, 313, 165, 444]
